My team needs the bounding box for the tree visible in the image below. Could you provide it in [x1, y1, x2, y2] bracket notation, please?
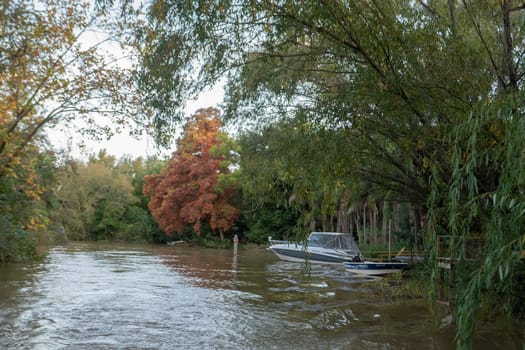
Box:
[143, 108, 239, 240]
[238, 119, 360, 236]
[0, 0, 146, 171]
[427, 97, 525, 348]
[0, 0, 151, 252]
[136, 1, 476, 205]
[0, 149, 56, 261]
[137, 1, 525, 347]
[117, 155, 167, 242]
[53, 151, 137, 240]
[49, 152, 167, 243]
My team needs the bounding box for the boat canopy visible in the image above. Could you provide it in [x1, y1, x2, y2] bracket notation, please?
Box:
[308, 232, 361, 254]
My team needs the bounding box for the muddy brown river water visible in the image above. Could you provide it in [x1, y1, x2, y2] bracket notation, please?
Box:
[0, 242, 523, 349]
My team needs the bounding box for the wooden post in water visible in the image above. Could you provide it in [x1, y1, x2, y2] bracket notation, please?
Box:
[233, 234, 239, 256]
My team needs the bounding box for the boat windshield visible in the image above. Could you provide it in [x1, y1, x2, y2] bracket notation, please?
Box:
[308, 233, 360, 253]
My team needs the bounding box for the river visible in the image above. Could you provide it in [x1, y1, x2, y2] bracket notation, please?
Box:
[0, 242, 522, 349]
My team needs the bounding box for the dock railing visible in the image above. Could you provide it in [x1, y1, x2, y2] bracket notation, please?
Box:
[436, 235, 483, 270]
[361, 247, 427, 265]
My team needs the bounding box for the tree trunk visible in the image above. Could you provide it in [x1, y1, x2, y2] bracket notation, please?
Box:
[448, 0, 455, 30]
[362, 205, 367, 245]
[413, 207, 422, 250]
[338, 206, 349, 233]
[355, 210, 361, 245]
[501, 0, 518, 91]
[371, 204, 378, 244]
[309, 218, 316, 232]
[381, 201, 388, 245]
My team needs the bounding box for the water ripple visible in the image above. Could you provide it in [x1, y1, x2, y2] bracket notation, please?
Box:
[0, 243, 521, 349]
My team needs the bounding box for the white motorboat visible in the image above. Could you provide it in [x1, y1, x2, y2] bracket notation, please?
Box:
[268, 232, 361, 264]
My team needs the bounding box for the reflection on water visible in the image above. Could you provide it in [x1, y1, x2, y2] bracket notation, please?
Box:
[0, 242, 522, 349]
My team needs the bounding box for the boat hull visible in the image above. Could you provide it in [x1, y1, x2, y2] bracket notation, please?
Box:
[269, 246, 356, 264]
[343, 261, 408, 276]
[268, 232, 361, 265]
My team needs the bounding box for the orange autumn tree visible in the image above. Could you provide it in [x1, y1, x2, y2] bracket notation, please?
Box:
[143, 108, 239, 240]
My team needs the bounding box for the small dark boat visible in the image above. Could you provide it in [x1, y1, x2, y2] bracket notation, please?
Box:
[343, 261, 408, 276]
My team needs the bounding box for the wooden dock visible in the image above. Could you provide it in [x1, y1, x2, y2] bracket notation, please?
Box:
[436, 235, 483, 292]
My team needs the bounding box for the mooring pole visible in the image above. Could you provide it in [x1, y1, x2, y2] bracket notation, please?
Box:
[233, 234, 239, 256]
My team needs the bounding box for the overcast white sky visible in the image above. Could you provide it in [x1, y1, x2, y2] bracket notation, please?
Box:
[48, 83, 224, 161]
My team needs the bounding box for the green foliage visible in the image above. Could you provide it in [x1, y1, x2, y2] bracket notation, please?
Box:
[0, 150, 57, 262]
[91, 194, 130, 240]
[118, 205, 165, 242]
[394, 203, 413, 247]
[190, 221, 232, 248]
[136, 1, 484, 207]
[0, 196, 34, 262]
[242, 203, 301, 244]
[122, 156, 167, 242]
[138, 2, 525, 346]
[0, 0, 162, 258]
[0, 217, 37, 262]
[428, 93, 525, 348]
[508, 259, 525, 320]
[237, 120, 362, 234]
[52, 152, 165, 242]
